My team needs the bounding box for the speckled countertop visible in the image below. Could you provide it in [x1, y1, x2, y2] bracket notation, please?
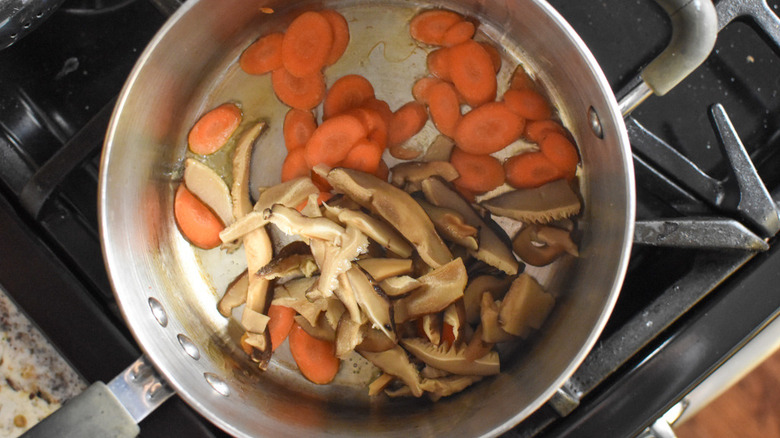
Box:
[0, 288, 86, 437]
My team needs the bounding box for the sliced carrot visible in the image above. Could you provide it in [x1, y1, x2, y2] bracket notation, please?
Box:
[304, 114, 367, 167]
[271, 68, 326, 110]
[450, 147, 505, 194]
[344, 106, 388, 149]
[410, 10, 463, 46]
[427, 47, 452, 82]
[503, 88, 552, 121]
[448, 40, 497, 107]
[454, 185, 476, 203]
[524, 119, 568, 144]
[267, 304, 297, 352]
[412, 76, 443, 104]
[341, 138, 384, 174]
[283, 108, 317, 152]
[174, 184, 224, 249]
[504, 151, 565, 189]
[479, 41, 502, 73]
[187, 103, 242, 155]
[539, 132, 579, 179]
[323, 74, 375, 119]
[281, 11, 334, 77]
[320, 10, 350, 66]
[374, 159, 390, 181]
[426, 81, 461, 138]
[361, 98, 394, 134]
[281, 147, 310, 182]
[288, 322, 340, 384]
[388, 101, 428, 146]
[454, 102, 524, 154]
[441, 20, 475, 47]
[240, 32, 284, 75]
[441, 322, 456, 346]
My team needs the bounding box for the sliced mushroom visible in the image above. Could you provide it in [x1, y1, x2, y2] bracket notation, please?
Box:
[295, 314, 336, 342]
[219, 211, 269, 244]
[463, 275, 515, 325]
[512, 224, 579, 266]
[218, 270, 248, 318]
[417, 199, 478, 251]
[499, 273, 555, 337]
[378, 275, 421, 297]
[393, 258, 467, 323]
[442, 300, 467, 344]
[334, 272, 363, 324]
[256, 253, 318, 281]
[421, 177, 519, 275]
[323, 296, 347, 331]
[420, 375, 483, 401]
[308, 225, 369, 299]
[263, 204, 345, 243]
[421, 313, 442, 345]
[254, 176, 319, 214]
[390, 161, 459, 191]
[359, 345, 424, 397]
[242, 227, 273, 336]
[323, 204, 413, 258]
[481, 179, 581, 224]
[421, 134, 455, 162]
[480, 292, 514, 343]
[420, 365, 450, 379]
[400, 337, 499, 376]
[464, 325, 494, 362]
[357, 327, 396, 353]
[355, 258, 413, 281]
[232, 122, 266, 219]
[346, 266, 396, 342]
[241, 331, 272, 370]
[326, 167, 452, 268]
[335, 313, 365, 358]
[368, 373, 395, 396]
[184, 158, 234, 226]
[271, 276, 327, 327]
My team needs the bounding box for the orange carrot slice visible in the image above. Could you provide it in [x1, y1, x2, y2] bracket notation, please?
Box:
[410, 10, 463, 45]
[281, 147, 310, 182]
[442, 322, 456, 346]
[375, 159, 390, 181]
[283, 108, 317, 152]
[323, 74, 375, 119]
[427, 47, 452, 82]
[267, 304, 297, 352]
[281, 11, 334, 77]
[240, 32, 284, 75]
[504, 151, 565, 189]
[539, 132, 579, 179]
[187, 103, 242, 155]
[271, 68, 326, 110]
[288, 322, 340, 384]
[450, 147, 505, 194]
[388, 101, 428, 146]
[173, 184, 224, 249]
[311, 171, 332, 193]
[320, 10, 350, 66]
[448, 40, 497, 107]
[454, 102, 523, 154]
[412, 76, 444, 103]
[344, 106, 389, 149]
[304, 114, 367, 167]
[480, 41, 502, 73]
[341, 138, 384, 174]
[509, 65, 537, 91]
[524, 119, 568, 144]
[426, 81, 461, 138]
[441, 20, 475, 47]
[503, 88, 552, 121]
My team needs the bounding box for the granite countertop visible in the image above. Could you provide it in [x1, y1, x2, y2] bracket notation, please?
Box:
[0, 288, 86, 437]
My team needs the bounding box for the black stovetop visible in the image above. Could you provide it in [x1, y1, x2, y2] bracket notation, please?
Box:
[1, 1, 779, 437]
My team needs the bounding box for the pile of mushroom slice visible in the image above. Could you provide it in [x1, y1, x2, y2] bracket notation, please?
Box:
[216, 163, 582, 400]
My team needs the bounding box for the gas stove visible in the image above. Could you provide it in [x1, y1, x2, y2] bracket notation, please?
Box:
[0, 0, 778, 437]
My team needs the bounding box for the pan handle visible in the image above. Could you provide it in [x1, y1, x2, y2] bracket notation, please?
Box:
[618, 0, 718, 116]
[21, 356, 173, 438]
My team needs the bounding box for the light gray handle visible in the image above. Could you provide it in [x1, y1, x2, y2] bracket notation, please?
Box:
[618, 0, 718, 115]
[21, 382, 140, 438]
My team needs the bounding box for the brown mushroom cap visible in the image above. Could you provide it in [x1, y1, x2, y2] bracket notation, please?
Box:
[231, 122, 266, 219]
[499, 273, 555, 337]
[512, 224, 579, 266]
[359, 345, 424, 397]
[218, 270, 249, 318]
[400, 337, 500, 376]
[481, 179, 581, 224]
[393, 258, 468, 323]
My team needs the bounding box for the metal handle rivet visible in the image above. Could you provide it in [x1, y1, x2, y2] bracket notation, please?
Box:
[177, 334, 200, 360]
[588, 106, 604, 139]
[148, 297, 168, 327]
[204, 373, 230, 397]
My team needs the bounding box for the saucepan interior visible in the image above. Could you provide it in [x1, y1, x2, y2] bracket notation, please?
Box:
[99, 0, 634, 436]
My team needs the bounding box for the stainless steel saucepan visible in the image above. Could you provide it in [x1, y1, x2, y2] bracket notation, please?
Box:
[24, 0, 717, 437]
